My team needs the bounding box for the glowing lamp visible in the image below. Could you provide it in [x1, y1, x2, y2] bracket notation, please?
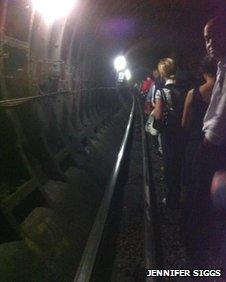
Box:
[114, 56, 126, 72]
[32, 0, 77, 23]
[125, 69, 131, 81]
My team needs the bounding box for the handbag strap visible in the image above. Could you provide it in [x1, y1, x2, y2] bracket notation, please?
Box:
[159, 89, 169, 112]
[160, 89, 167, 104]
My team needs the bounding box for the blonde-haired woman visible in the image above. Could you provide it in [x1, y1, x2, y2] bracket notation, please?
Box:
[153, 58, 186, 209]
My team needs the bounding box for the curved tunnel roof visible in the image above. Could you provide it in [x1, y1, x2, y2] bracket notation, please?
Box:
[0, 0, 225, 96]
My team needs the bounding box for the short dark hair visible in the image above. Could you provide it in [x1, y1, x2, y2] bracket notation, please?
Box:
[207, 13, 226, 34]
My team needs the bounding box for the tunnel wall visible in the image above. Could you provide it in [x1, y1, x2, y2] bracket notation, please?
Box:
[0, 1, 132, 280]
[0, 87, 131, 281]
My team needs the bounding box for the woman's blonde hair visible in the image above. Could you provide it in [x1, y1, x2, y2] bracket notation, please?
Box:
[158, 58, 176, 80]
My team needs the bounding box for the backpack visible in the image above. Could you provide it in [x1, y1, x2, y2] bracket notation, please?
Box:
[153, 84, 186, 131]
[167, 84, 186, 127]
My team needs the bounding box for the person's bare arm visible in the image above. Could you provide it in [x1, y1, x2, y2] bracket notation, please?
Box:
[153, 98, 163, 120]
[199, 83, 213, 104]
[181, 89, 194, 128]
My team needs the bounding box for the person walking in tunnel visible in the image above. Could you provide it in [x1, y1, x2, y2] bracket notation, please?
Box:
[144, 68, 164, 158]
[140, 76, 154, 97]
[144, 69, 162, 116]
[187, 14, 226, 266]
[153, 58, 186, 209]
[181, 56, 216, 218]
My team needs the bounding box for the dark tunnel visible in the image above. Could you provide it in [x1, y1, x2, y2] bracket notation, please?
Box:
[1, 0, 226, 281]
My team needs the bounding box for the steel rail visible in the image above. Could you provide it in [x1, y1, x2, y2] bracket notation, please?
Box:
[74, 94, 135, 282]
[136, 95, 157, 282]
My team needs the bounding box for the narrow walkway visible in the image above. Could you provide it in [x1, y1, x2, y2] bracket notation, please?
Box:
[148, 134, 187, 270]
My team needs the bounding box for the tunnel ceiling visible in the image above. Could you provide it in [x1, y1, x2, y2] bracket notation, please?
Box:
[88, 0, 226, 72]
[67, 0, 226, 80]
[1, 0, 226, 95]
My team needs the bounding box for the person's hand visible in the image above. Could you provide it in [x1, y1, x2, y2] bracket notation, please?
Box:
[211, 170, 226, 211]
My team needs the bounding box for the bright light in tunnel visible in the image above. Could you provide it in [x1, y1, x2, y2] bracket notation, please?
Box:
[114, 56, 127, 72]
[32, 0, 77, 23]
[125, 69, 131, 81]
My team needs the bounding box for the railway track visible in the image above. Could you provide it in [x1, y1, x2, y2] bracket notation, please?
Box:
[74, 92, 158, 282]
[74, 89, 207, 282]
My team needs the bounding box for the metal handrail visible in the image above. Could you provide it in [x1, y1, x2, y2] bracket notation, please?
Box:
[74, 95, 135, 282]
[136, 95, 157, 282]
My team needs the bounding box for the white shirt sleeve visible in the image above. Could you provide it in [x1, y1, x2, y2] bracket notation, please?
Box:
[205, 71, 226, 145]
[203, 70, 226, 145]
